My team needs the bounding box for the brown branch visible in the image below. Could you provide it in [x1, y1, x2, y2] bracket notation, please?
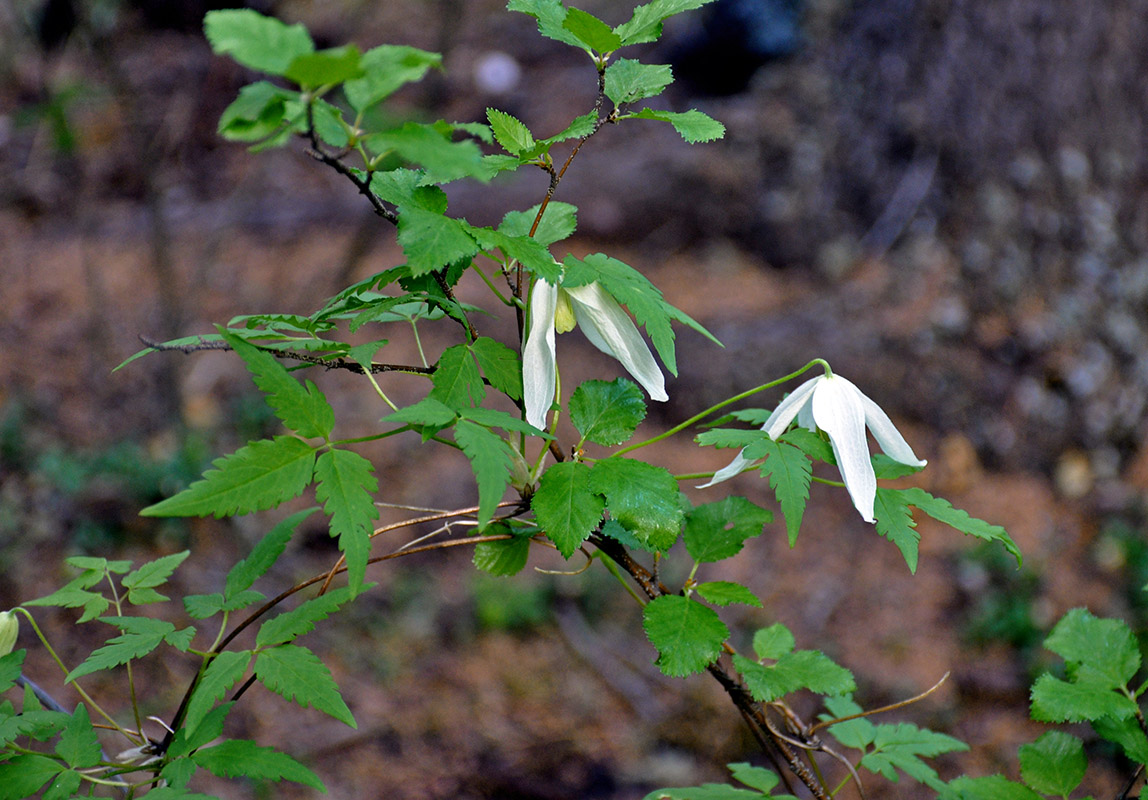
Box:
[139, 336, 434, 376]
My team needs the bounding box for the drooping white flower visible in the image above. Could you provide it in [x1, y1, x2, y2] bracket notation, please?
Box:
[523, 278, 667, 430]
[701, 373, 926, 523]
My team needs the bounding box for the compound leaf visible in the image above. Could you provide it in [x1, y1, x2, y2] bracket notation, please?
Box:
[470, 337, 523, 401]
[743, 439, 810, 546]
[1030, 673, 1138, 722]
[55, 704, 100, 769]
[900, 487, 1020, 567]
[314, 449, 378, 595]
[873, 487, 920, 573]
[183, 650, 252, 733]
[397, 207, 478, 276]
[498, 201, 577, 246]
[254, 644, 355, 728]
[256, 586, 358, 648]
[192, 739, 324, 790]
[454, 419, 516, 527]
[66, 618, 175, 682]
[225, 508, 316, 598]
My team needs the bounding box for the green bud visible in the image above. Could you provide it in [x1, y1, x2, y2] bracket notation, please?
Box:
[0, 611, 17, 657]
[553, 289, 577, 334]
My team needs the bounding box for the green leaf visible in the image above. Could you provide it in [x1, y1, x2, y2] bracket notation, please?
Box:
[780, 427, 835, 464]
[942, 776, 1043, 800]
[695, 581, 761, 608]
[532, 461, 604, 558]
[734, 650, 855, 702]
[873, 487, 920, 573]
[470, 337, 523, 401]
[1018, 731, 1085, 796]
[695, 428, 766, 449]
[0, 650, 25, 694]
[368, 122, 486, 184]
[540, 111, 598, 147]
[122, 550, 190, 605]
[284, 44, 363, 87]
[744, 439, 810, 546]
[642, 785, 764, 800]
[255, 644, 356, 727]
[498, 201, 578, 246]
[141, 436, 316, 518]
[591, 458, 683, 551]
[1092, 715, 1148, 764]
[487, 108, 536, 156]
[467, 225, 563, 283]
[397, 207, 479, 276]
[643, 595, 728, 677]
[66, 617, 176, 682]
[823, 695, 876, 750]
[226, 508, 316, 598]
[345, 45, 441, 111]
[459, 408, 545, 439]
[40, 769, 81, 800]
[431, 344, 486, 409]
[683, 497, 771, 563]
[172, 701, 236, 760]
[1042, 607, 1138, 687]
[183, 651, 252, 733]
[752, 623, 795, 660]
[473, 527, 531, 576]
[508, 0, 586, 48]
[55, 704, 100, 769]
[204, 9, 314, 75]
[0, 755, 64, 800]
[192, 739, 325, 790]
[614, 0, 715, 46]
[369, 170, 447, 213]
[222, 331, 334, 439]
[23, 583, 108, 622]
[563, 8, 622, 52]
[627, 107, 726, 143]
[899, 487, 1021, 567]
[860, 723, 968, 791]
[218, 81, 296, 143]
[604, 59, 673, 105]
[455, 420, 516, 527]
[1029, 673, 1138, 722]
[256, 586, 357, 648]
[570, 378, 647, 445]
[314, 449, 379, 595]
[729, 762, 782, 793]
[383, 397, 458, 430]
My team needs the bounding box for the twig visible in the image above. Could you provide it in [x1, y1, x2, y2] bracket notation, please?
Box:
[139, 335, 434, 376]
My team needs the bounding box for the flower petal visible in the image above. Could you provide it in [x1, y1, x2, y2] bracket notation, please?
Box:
[850, 380, 927, 467]
[698, 449, 755, 488]
[763, 376, 820, 439]
[811, 376, 876, 523]
[523, 279, 559, 430]
[566, 282, 668, 401]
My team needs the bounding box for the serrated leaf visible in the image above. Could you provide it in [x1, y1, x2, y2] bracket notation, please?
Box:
[254, 644, 356, 727]
[823, 695, 876, 750]
[683, 496, 771, 563]
[123, 550, 190, 598]
[563, 8, 622, 52]
[942, 775, 1043, 800]
[192, 739, 325, 790]
[184, 593, 225, 619]
[900, 487, 1021, 567]
[604, 59, 673, 105]
[314, 449, 379, 595]
[487, 108, 536, 156]
[752, 623, 795, 660]
[455, 420, 515, 528]
[157, 761, 201, 792]
[861, 723, 968, 791]
[873, 487, 920, 573]
[24, 585, 109, 623]
[734, 650, 855, 702]
[184, 651, 252, 733]
[1018, 731, 1085, 796]
[644, 595, 728, 677]
[540, 111, 598, 147]
[729, 762, 781, 793]
[54, 704, 100, 769]
[167, 625, 197, 652]
[141, 436, 316, 518]
[66, 618, 176, 682]
[614, 0, 714, 46]
[570, 378, 647, 445]
[218, 81, 295, 142]
[368, 122, 486, 184]
[508, 0, 586, 48]
[1042, 608, 1138, 687]
[695, 581, 761, 608]
[1092, 715, 1148, 764]
[627, 107, 726, 143]
[430, 344, 486, 409]
[397, 207, 479, 276]
[204, 9, 314, 76]
[473, 527, 531, 576]
[642, 785, 764, 800]
[345, 44, 441, 111]
[223, 331, 334, 439]
[0, 755, 64, 800]
[284, 44, 363, 87]
[40, 769, 81, 800]
[498, 201, 578, 246]
[173, 701, 236, 760]
[780, 427, 835, 463]
[695, 428, 766, 449]
[744, 439, 810, 547]
[460, 407, 548, 438]
[468, 225, 563, 283]
[470, 337, 524, 401]
[591, 458, 683, 551]
[1029, 673, 1138, 722]
[0, 651, 25, 694]
[532, 461, 604, 558]
[383, 397, 458, 429]
[256, 586, 357, 648]
[226, 508, 316, 598]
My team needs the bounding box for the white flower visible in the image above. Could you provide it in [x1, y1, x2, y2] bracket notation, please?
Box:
[523, 278, 667, 430]
[0, 611, 16, 657]
[701, 373, 926, 523]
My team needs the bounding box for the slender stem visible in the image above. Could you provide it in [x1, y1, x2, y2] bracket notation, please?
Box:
[410, 319, 429, 368]
[106, 572, 144, 737]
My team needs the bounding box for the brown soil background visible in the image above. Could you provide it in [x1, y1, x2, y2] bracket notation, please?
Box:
[3, 1, 1148, 798]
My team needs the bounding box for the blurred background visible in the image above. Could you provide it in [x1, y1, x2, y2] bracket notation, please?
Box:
[2, 0, 1148, 797]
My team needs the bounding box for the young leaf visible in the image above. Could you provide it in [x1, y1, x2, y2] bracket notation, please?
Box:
[563, 8, 622, 52]
[643, 595, 729, 677]
[734, 651, 855, 702]
[900, 487, 1021, 567]
[396, 207, 479, 276]
[430, 344, 486, 410]
[314, 449, 379, 595]
[507, 0, 586, 48]
[1029, 673, 1138, 722]
[695, 428, 766, 450]
[0, 651, 24, 694]
[743, 439, 810, 546]
[24, 584, 109, 624]
[942, 775, 1042, 800]
[460, 408, 546, 438]
[1018, 731, 1086, 797]
[590, 458, 683, 552]
[0, 754, 64, 800]
[467, 225, 563, 283]
[1042, 608, 1140, 687]
[531, 461, 605, 558]
[454, 420, 516, 527]
[861, 723, 969, 791]
[256, 586, 358, 648]
[368, 122, 486, 184]
[604, 59, 673, 105]
[218, 81, 296, 143]
[873, 487, 920, 573]
[225, 508, 316, 598]
[283, 44, 363, 87]
[570, 378, 647, 446]
[695, 581, 762, 608]
[192, 739, 325, 790]
[1092, 715, 1148, 764]
[641, 785, 763, 800]
[204, 9, 315, 76]
[683, 496, 771, 563]
[183, 651, 252, 733]
[614, 0, 714, 46]
[55, 704, 100, 769]
[823, 695, 876, 750]
[540, 111, 598, 147]
[626, 107, 726, 143]
[487, 108, 536, 157]
[498, 201, 578, 246]
[222, 331, 334, 440]
[40, 768, 81, 800]
[141, 436, 316, 518]
[752, 623, 795, 660]
[344, 45, 442, 112]
[383, 397, 458, 429]
[470, 337, 523, 401]
[473, 527, 531, 576]
[123, 550, 191, 605]
[66, 617, 176, 682]
[254, 643, 356, 727]
[728, 762, 782, 794]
